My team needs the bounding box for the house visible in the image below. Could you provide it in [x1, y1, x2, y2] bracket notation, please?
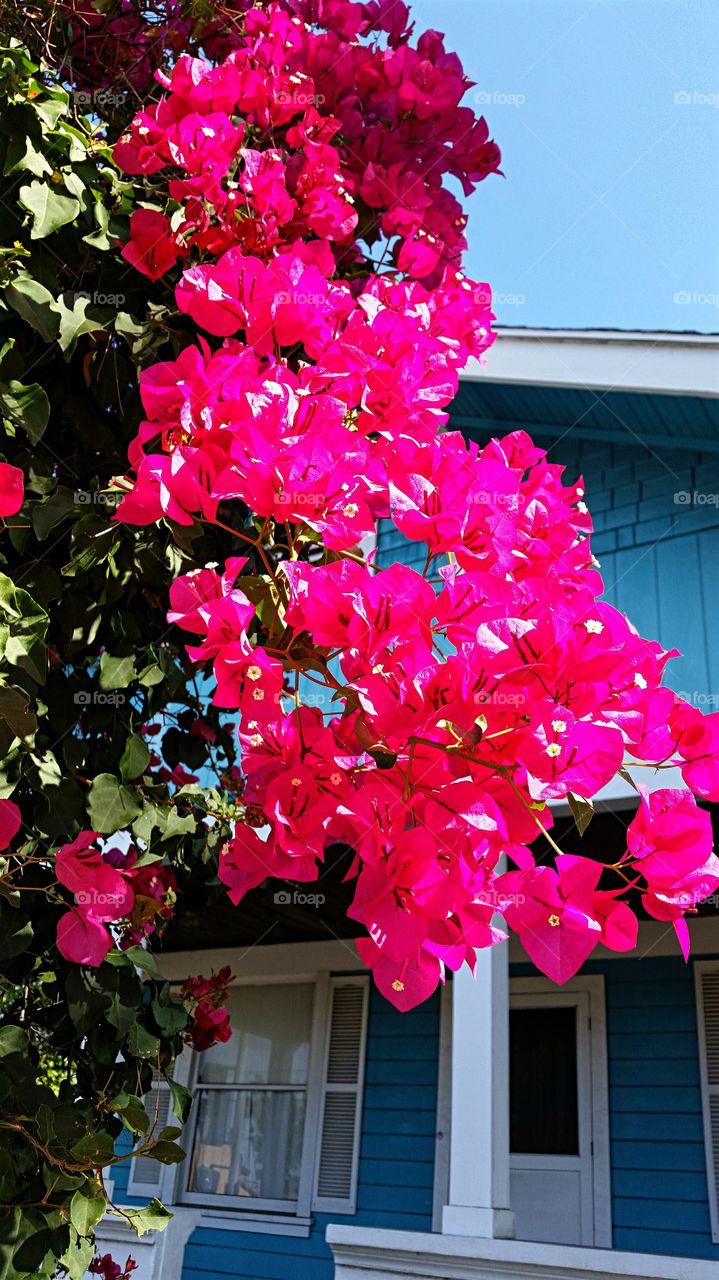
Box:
[95, 327, 719, 1280]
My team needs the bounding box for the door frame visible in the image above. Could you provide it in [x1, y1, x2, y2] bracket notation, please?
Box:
[509, 975, 612, 1248]
[432, 973, 612, 1246]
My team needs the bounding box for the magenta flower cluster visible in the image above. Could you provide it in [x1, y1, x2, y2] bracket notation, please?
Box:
[103, 0, 719, 1009]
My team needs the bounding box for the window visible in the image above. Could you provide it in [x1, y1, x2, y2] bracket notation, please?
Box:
[127, 975, 369, 1224]
[695, 962, 719, 1243]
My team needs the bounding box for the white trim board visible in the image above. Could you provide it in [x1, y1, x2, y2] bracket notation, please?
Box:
[157, 939, 364, 981]
[327, 1225, 719, 1280]
[462, 329, 719, 398]
[463, 328, 719, 397]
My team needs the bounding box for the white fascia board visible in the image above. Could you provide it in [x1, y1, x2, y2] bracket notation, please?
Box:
[327, 1224, 719, 1280]
[157, 938, 364, 982]
[462, 329, 719, 398]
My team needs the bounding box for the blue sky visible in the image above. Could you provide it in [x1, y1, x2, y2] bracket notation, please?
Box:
[409, 0, 719, 332]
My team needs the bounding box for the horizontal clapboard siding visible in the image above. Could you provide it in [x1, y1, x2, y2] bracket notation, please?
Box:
[179, 985, 440, 1280]
[570, 955, 719, 1261]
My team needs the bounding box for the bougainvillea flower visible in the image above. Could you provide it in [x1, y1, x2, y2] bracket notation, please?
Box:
[0, 463, 24, 517]
[0, 798, 21, 850]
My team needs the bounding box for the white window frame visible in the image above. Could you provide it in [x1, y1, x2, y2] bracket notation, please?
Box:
[140, 948, 369, 1237]
[694, 960, 719, 1244]
[176, 973, 329, 1218]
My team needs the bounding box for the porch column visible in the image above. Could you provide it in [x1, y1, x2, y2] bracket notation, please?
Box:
[441, 944, 515, 1238]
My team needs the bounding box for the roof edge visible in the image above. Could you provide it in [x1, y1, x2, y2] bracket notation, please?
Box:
[464, 328, 719, 397]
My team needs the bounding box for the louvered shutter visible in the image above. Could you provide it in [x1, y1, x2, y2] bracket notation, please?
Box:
[313, 977, 369, 1214]
[127, 1075, 173, 1199]
[696, 963, 719, 1242]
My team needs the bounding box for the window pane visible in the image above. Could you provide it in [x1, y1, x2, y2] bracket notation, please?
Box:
[188, 1088, 306, 1201]
[510, 1006, 579, 1155]
[198, 984, 314, 1086]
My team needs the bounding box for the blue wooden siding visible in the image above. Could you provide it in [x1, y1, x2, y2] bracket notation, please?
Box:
[589, 956, 719, 1260]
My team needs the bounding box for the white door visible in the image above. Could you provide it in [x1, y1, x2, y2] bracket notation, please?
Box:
[509, 977, 611, 1247]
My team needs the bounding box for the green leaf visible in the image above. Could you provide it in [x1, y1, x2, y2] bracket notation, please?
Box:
[0, 684, 37, 740]
[149, 1139, 185, 1164]
[0, 379, 50, 444]
[59, 1231, 95, 1280]
[69, 1187, 105, 1237]
[87, 774, 142, 834]
[120, 733, 151, 782]
[18, 179, 80, 238]
[567, 791, 595, 837]
[70, 1130, 115, 1162]
[127, 1021, 161, 1059]
[123, 944, 163, 981]
[617, 765, 640, 794]
[123, 1199, 173, 1238]
[0, 911, 32, 962]
[35, 95, 69, 129]
[56, 291, 108, 355]
[3, 130, 52, 179]
[137, 662, 165, 688]
[31, 487, 77, 540]
[118, 1096, 151, 1135]
[0, 1025, 28, 1058]
[167, 1077, 193, 1125]
[5, 273, 60, 342]
[0, 573, 49, 683]
[161, 808, 197, 841]
[99, 652, 137, 691]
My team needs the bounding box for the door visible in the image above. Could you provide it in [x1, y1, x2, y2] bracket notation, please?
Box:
[509, 977, 611, 1247]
